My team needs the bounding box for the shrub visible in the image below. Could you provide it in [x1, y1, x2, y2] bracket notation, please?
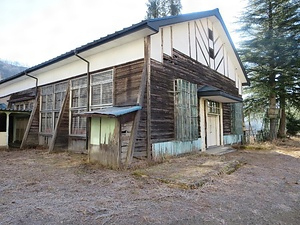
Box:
[286, 113, 300, 136]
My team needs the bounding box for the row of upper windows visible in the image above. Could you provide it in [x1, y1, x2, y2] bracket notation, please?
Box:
[40, 70, 113, 134]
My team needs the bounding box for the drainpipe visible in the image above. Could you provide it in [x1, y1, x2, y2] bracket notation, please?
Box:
[25, 72, 38, 97]
[74, 50, 90, 111]
[74, 50, 90, 150]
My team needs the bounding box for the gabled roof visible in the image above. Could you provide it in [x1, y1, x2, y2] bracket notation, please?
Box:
[0, 8, 248, 85]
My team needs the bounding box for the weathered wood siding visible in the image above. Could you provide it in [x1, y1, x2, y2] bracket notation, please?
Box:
[114, 59, 144, 106]
[223, 103, 232, 135]
[150, 49, 240, 144]
[114, 59, 148, 158]
[119, 113, 135, 164]
[134, 101, 147, 158]
[7, 88, 36, 106]
[150, 61, 175, 143]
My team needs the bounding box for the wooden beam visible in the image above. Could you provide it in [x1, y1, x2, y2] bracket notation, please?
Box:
[146, 35, 152, 160]
[48, 86, 70, 153]
[20, 93, 39, 149]
[125, 37, 150, 166]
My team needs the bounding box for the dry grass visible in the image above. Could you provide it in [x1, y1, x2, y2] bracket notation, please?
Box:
[132, 152, 246, 189]
[1, 138, 300, 224]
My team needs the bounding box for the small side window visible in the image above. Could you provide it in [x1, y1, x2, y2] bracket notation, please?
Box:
[209, 47, 215, 59]
[208, 28, 213, 41]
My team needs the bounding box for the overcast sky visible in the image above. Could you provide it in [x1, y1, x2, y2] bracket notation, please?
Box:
[0, 0, 246, 67]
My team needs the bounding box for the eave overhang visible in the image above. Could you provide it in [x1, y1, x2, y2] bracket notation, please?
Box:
[0, 109, 31, 114]
[0, 21, 157, 85]
[198, 85, 242, 103]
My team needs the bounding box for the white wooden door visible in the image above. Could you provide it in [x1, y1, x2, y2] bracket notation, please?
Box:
[207, 115, 220, 147]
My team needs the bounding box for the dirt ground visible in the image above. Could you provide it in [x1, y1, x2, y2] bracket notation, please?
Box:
[0, 137, 299, 225]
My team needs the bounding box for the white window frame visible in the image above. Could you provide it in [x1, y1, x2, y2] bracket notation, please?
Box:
[70, 77, 88, 136]
[207, 100, 220, 115]
[90, 70, 113, 110]
[40, 82, 67, 134]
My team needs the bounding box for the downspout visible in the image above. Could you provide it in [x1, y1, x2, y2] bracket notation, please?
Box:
[74, 50, 90, 111]
[74, 50, 90, 150]
[25, 72, 38, 97]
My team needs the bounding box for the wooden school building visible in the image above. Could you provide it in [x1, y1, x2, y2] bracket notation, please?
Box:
[0, 9, 248, 168]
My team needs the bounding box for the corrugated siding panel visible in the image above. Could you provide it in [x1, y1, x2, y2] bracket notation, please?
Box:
[152, 138, 202, 159]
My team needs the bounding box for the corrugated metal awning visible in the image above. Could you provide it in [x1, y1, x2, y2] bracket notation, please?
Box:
[198, 85, 242, 103]
[82, 106, 142, 117]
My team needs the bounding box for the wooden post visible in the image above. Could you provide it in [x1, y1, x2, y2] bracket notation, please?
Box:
[125, 36, 150, 166]
[20, 93, 39, 149]
[48, 86, 69, 153]
[146, 35, 152, 160]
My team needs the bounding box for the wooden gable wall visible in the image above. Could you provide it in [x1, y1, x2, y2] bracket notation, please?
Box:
[149, 50, 239, 145]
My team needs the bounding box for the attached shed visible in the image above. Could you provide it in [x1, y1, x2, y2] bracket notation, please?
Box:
[83, 106, 141, 169]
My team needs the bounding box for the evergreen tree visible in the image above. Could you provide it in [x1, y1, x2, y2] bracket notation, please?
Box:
[146, 0, 161, 19]
[239, 0, 300, 140]
[146, 0, 182, 19]
[169, 0, 182, 16]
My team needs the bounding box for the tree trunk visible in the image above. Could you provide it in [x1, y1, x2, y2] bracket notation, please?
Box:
[269, 92, 277, 141]
[267, 0, 277, 141]
[278, 95, 286, 138]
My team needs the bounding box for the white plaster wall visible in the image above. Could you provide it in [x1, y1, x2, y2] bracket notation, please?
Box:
[0, 39, 144, 97]
[227, 57, 236, 82]
[0, 132, 7, 147]
[0, 76, 35, 98]
[214, 29, 225, 74]
[189, 22, 196, 59]
[150, 32, 162, 62]
[162, 27, 172, 57]
[172, 22, 189, 56]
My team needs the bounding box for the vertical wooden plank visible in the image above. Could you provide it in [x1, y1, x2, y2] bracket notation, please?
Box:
[194, 21, 198, 62]
[174, 80, 178, 140]
[146, 34, 152, 160]
[170, 26, 173, 57]
[161, 28, 164, 62]
[87, 117, 91, 162]
[188, 22, 191, 57]
[118, 118, 122, 168]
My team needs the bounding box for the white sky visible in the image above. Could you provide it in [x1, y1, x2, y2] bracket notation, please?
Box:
[0, 0, 246, 67]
